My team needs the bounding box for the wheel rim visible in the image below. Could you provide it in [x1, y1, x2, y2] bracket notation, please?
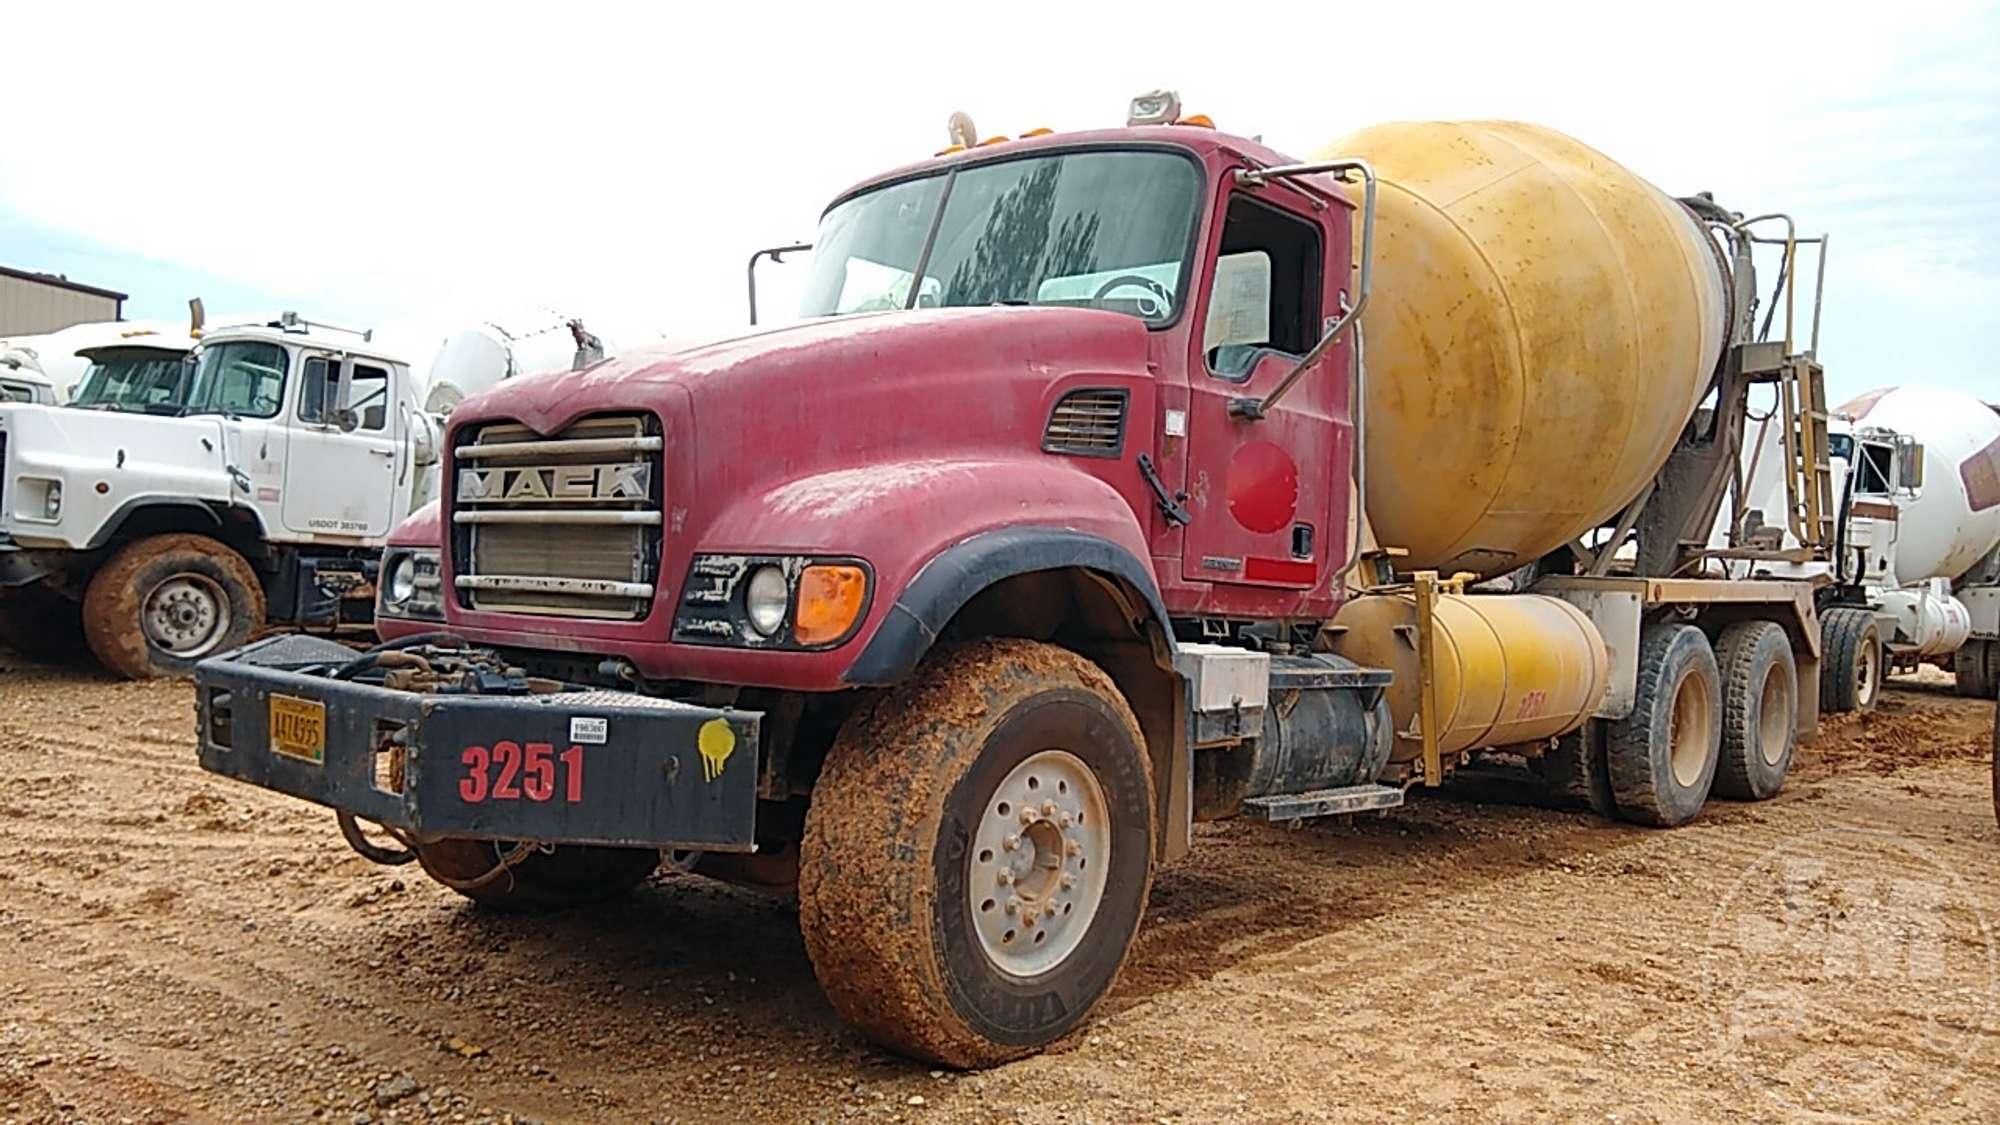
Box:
[141, 573, 230, 658]
[1757, 661, 1794, 767]
[967, 749, 1111, 979]
[1854, 636, 1879, 708]
[1668, 668, 1713, 788]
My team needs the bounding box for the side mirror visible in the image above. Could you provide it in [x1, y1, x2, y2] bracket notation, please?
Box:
[333, 407, 360, 433]
[1898, 437, 1925, 491]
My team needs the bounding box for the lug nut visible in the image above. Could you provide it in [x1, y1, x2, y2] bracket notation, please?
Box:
[1020, 808, 1037, 825]
[1005, 897, 1020, 915]
[1060, 873, 1076, 889]
[996, 868, 1015, 886]
[1003, 834, 1020, 851]
[1057, 812, 1073, 828]
[1066, 841, 1083, 857]
[1043, 801, 1057, 818]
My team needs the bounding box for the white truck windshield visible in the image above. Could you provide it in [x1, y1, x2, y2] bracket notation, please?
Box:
[70, 350, 195, 413]
[800, 149, 1202, 324]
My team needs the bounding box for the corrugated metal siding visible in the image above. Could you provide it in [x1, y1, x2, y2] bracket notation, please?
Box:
[0, 275, 121, 335]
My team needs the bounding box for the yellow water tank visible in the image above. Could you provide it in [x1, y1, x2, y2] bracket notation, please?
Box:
[1315, 122, 1730, 577]
[1328, 591, 1610, 767]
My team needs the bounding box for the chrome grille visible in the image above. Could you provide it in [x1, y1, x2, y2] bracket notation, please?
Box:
[1042, 388, 1128, 457]
[453, 415, 661, 619]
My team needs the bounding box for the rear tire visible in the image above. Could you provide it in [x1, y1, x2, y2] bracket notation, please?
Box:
[0, 588, 89, 662]
[1819, 607, 1882, 714]
[414, 839, 659, 911]
[1538, 721, 1616, 819]
[799, 638, 1155, 1068]
[1606, 623, 1720, 827]
[82, 534, 264, 679]
[1955, 640, 1994, 699]
[1712, 621, 1797, 801]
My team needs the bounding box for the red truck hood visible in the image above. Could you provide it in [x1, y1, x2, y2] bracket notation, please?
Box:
[446, 306, 1151, 438]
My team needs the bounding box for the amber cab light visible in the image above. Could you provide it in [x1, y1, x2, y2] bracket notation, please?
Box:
[794, 564, 868, 645]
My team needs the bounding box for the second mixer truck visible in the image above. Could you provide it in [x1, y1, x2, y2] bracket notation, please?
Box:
[193, 96, 1840, 1066]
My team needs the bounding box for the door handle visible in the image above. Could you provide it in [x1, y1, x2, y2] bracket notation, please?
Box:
[370, 447, 395, 457]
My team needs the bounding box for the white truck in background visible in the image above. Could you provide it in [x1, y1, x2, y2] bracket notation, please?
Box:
[0, 314, 436, 675]
[1711, 384, 2000, 700]
[0, 310, 610, 677]
[1, 346, 57, 404]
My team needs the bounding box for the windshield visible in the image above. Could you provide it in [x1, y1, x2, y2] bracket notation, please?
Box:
[800, 149, 1202, 324]
[71, 350, 194, 412]
[185, 340, 290, 418]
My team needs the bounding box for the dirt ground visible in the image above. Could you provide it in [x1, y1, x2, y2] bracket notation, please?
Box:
[1, 649, 1995, 1125]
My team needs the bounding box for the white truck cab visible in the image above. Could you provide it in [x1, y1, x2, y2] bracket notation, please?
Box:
[0, 314, 440, 676]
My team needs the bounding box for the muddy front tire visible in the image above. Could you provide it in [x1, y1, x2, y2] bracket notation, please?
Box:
[414, 839, 659, 911]
[81, 534, 264, 679]
[799, 639, 1156, 1068]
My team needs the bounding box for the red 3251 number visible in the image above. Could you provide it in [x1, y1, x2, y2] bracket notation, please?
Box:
[459, 742, 585, 804]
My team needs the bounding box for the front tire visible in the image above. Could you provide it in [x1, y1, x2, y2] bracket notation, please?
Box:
[799, 639, 1155, 1068]
[1819, 607, 1882, 714]
[81, 534, 264, 679]
[1607, 623, 1720, 827]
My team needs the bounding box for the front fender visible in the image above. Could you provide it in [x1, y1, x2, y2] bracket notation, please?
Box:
[841, 525, 1173, 686]
[697, 457, 1161, 684]
[0, 405, 231, 549]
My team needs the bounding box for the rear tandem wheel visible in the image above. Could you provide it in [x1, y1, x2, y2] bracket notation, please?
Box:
[1605, 623, 1721, 827]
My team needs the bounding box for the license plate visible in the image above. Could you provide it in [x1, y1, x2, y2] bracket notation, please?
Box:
[269, 694, 327, 764]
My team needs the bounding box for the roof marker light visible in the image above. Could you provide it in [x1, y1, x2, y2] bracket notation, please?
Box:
[1127, 89, 1181, 126]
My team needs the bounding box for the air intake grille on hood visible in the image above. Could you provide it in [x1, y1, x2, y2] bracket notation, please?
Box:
[1042, 388, 1129, 458]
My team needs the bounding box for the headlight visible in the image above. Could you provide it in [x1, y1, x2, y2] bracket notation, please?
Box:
[378, 549, 443, 621]
[13, 477, 62, 522]
[386, 555, 417, 605]
[745, 565, 789, 636]
[675, 554, 873, 649]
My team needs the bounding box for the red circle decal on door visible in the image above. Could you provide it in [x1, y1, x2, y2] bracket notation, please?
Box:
[1227, 441, 1300, 533]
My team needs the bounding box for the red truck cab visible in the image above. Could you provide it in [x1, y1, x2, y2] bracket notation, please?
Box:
[384, 124, 1358, 681]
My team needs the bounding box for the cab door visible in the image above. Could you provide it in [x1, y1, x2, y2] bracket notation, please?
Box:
[1179, 184, 1350, 593]
[282, 353, 398, 538]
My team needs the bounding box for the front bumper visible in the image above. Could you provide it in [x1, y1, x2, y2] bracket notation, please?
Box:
[195, 635, 762, 851]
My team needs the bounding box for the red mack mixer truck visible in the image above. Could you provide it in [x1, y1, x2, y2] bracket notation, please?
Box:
[195, 93, 1843, 1066]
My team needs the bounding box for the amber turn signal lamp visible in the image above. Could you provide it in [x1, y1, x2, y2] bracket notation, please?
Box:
[794, 565, 868, 645]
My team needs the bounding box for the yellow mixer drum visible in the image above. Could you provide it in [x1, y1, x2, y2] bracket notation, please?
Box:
[1316, 122, 1730, 577]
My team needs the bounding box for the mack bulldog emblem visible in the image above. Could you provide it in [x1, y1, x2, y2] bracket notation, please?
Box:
[457, 462, 651, 503]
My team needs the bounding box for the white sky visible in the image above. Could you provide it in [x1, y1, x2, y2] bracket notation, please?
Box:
[3, 0, 1994, 403]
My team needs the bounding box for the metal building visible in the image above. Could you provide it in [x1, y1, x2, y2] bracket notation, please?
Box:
[0, 265, 126, 335]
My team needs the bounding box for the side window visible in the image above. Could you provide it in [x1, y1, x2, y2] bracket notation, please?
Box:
[1855, 443, 1895, 496]
[207, 342, 288, 418]
[1204, 195, 1323, 381]
[299, 356, 340, 423]
[350, 364, 390, 431]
